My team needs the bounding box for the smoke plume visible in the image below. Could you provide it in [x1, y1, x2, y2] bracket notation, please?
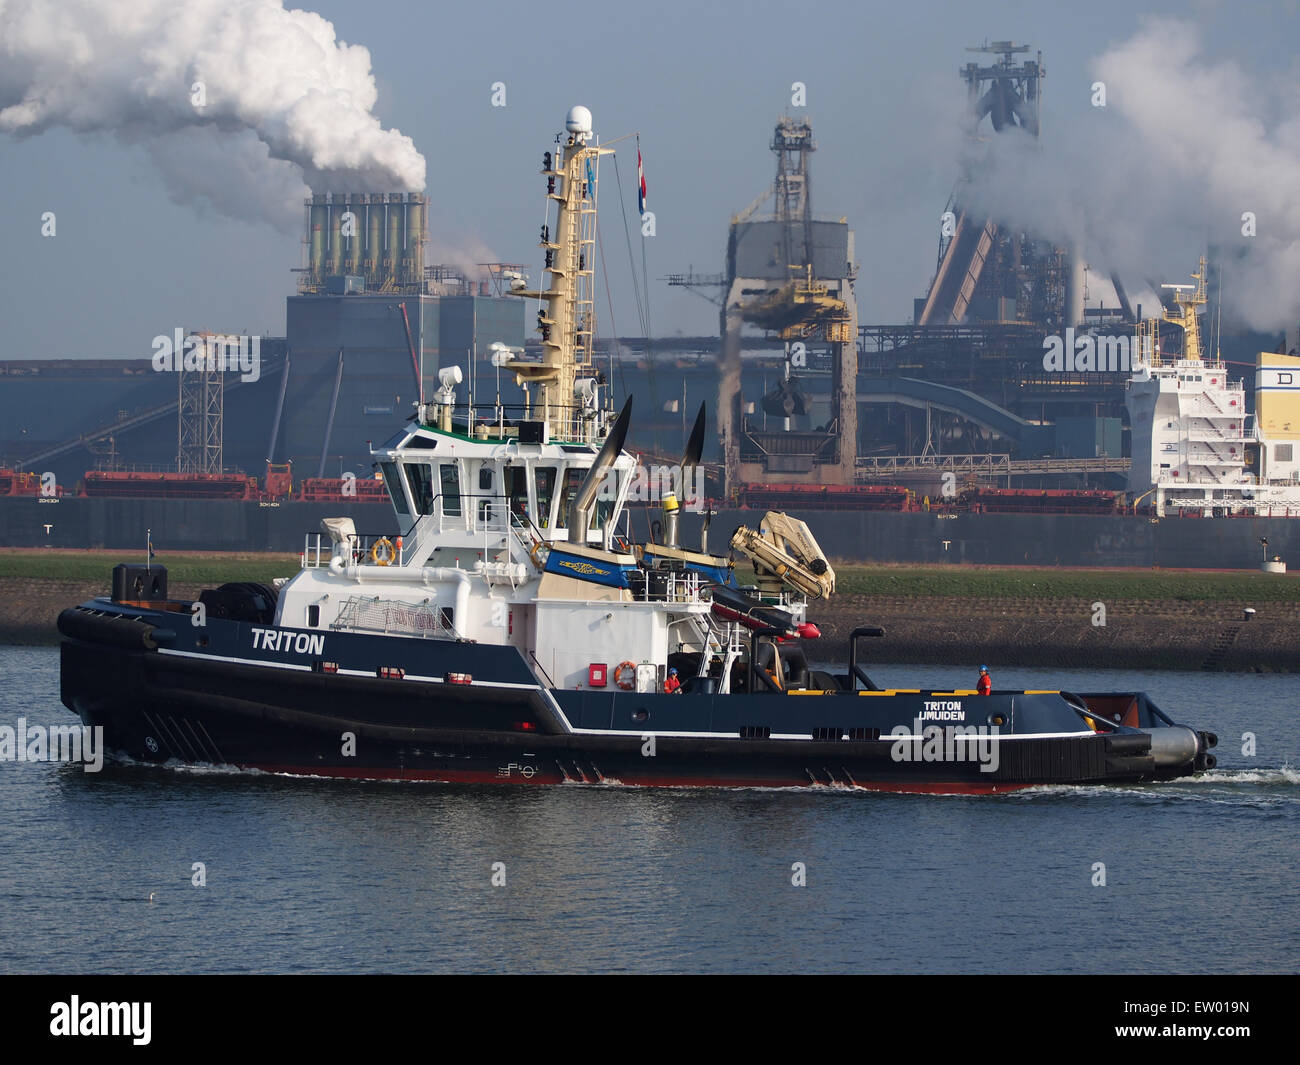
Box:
[0, 0, 426, 229]
[961, 18, 1300, 332]
[424, 236, 502, 280]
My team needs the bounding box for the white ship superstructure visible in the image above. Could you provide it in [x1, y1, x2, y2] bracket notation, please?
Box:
[272, 106, 831, 694]
[1127, 259, 1300, 516]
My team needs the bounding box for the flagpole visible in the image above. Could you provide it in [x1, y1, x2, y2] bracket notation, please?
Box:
[146, 528, 151, 573]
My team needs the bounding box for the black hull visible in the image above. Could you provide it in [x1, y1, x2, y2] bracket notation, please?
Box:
[59, 613, 1209, 794]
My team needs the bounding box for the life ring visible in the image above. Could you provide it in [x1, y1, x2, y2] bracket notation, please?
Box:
[370, 537, 395, 566]
[614, 661, 637, 691]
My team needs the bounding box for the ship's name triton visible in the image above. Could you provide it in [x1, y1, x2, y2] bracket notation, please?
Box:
[251, 628, 326, 655]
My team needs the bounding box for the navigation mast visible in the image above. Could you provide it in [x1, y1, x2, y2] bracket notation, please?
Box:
[505, 106, 612, 443]
[1160, 255, 1210, 364]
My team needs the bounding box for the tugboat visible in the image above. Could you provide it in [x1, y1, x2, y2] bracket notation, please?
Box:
[59, 107, 1218, 793]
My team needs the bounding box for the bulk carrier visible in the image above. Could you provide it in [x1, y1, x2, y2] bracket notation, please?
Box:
[1127, 258, 1300, 518]
[57, 108, 1219, 792]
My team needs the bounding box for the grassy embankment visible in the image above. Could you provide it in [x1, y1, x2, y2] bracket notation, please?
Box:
[827, 565, 1300, 602]
[800, 565, 1300, 671]
[0, 551, 298, 645]
[0, 551, 299, 586]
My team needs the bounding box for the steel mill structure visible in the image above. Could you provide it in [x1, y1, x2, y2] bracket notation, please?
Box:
[673, 115, 859, 494]
[299, 192, 429, 294]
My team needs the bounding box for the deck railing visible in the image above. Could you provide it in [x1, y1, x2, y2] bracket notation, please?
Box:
[330, 595, 457, 640]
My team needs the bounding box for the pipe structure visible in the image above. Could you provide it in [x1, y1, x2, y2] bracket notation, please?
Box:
[569, 396, 632, 545]
[318, 347, 345, 478]
[662, 493, 680, 548]
[265, 348, 292, 464]
[847, 626, 886, 691]
[309, 194, 327, 284]
[386, 193, 403, 288]
[1066, 250, 1085, 328]
[366, 193, 384, 285]
[1110, 270, 1134, 321]
[345, 194, 364, 277]
[328, 196, 343, 277]
[399, 195, 411, 286]
[407, 194, 426, 286]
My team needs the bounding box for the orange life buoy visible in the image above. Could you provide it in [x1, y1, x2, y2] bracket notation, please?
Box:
[614, 661, 637, 691]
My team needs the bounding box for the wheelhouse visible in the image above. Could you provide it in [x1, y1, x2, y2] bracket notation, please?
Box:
[373, 424, 635, 553]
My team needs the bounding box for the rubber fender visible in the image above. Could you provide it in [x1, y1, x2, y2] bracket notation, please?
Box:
[1102, 733, 1151, 757]
[57, 608, 159, 651]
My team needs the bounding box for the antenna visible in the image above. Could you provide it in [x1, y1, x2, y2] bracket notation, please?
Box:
[503, 107, 612, 443]
[1215, 261, 1224, 362]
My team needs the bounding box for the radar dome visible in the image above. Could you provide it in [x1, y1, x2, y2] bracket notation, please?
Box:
[565, 106, 593, 138]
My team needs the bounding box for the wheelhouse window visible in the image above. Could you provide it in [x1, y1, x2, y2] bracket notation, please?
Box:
[380, 462, 410, 517]
[593, 486, 616, 532]
[556, 468, 583, 529]
[535, 467, 556, 528]
[506, 466, 528, 522]
[404, 462, 435, 516]
[439, 462, 462, 516]
[594, 466, 621, 532]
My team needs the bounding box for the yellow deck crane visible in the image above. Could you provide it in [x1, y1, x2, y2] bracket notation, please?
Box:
[730, 511, 835, 600]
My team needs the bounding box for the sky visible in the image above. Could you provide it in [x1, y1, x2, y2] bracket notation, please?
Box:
[0, 0, 1297, 359]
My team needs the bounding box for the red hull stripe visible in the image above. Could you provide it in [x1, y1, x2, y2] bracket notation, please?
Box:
[243, 763, 1034, 794]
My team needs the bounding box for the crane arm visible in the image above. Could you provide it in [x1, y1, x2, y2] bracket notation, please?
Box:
[731, 186, 772, 225]
[729, 510, 835, 600]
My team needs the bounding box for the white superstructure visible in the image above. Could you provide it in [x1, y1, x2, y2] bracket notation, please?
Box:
[265, 108, 827, 696]
[1126, 258, 1300, 516]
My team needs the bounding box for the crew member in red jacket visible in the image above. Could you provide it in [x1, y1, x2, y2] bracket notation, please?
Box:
[977, 665, 992, 696]
[664, 668, 681, 694]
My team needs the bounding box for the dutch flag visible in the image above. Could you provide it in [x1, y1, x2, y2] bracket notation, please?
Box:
[637, 147, 647, 216]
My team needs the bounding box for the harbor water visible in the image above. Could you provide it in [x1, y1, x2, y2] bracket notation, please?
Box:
[0, 645, 1295, 974]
